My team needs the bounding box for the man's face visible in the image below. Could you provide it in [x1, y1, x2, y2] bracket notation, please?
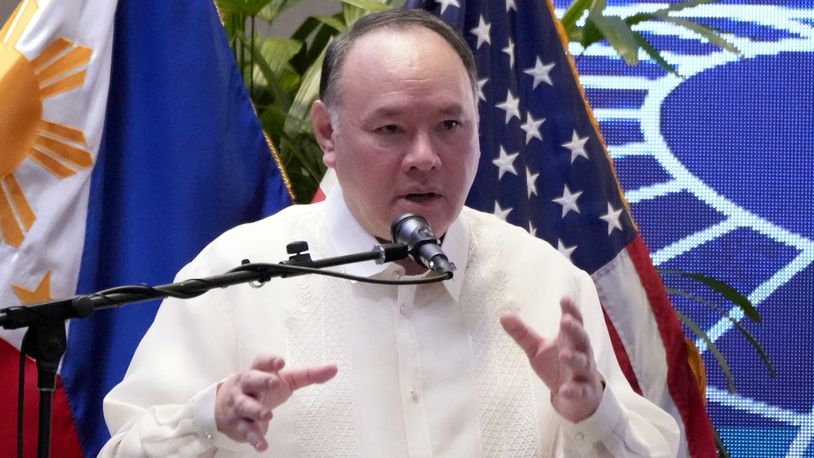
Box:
[313, 27, 480, 240]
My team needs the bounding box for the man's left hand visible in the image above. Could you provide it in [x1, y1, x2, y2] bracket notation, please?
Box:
[500, 297, 604, 423]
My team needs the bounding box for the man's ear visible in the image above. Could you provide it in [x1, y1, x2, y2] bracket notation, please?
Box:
[311, 100, 336, 168]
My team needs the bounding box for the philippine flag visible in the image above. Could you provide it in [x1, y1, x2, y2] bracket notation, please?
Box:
[0, 0, 291, 456]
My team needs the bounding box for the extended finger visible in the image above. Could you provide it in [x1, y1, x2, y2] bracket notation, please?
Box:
[232, 392, 273, 422]
[560, 349, 593, 379]
[559, 312, 591, 354]
[235, 418, 269, 452]
[240, 370, 276, 396]
[281, 364, 338, 392]
[500, 312, 544, 359]
[559, 297, 584, 325]
[251, 354, 286, 372]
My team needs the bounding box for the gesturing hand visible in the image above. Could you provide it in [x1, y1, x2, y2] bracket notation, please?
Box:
[215, 354, 337, 451]
[500, 297, 604, 423]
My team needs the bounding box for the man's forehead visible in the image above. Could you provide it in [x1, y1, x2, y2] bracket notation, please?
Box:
[347, 26, 455, 65]
[329, 24, 476, 115]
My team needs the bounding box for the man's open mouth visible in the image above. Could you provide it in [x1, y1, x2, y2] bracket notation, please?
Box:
[405, 193, 439, 201]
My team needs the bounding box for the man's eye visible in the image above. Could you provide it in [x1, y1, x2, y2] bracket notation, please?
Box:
[441, 120, 460, 130]
[375, 125, 401, 134]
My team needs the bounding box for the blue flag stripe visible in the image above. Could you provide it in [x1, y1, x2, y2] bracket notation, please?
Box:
[60, 1, 290, 455]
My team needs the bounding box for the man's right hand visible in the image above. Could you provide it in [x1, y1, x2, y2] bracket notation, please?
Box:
[215, 354, 337, 451]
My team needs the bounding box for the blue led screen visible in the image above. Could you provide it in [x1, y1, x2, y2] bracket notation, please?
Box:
[553, 1, 814, 455]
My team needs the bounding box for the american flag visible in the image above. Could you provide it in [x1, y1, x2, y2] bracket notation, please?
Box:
[406, 0, 716, 455]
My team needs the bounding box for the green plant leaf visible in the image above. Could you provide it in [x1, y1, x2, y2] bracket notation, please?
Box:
[305, 23, 340, 70]
[215, 0, 249, 14]
[216, 0, 276, 16]
[666, 287, 776, 376]
[561, 0, 593, 33]
[259, 37, 302, 75]
[676, 310, 736, 393]
[315, 15, 347, 33]
[341, 0, 392, 12]
[280, 133, 323, 189]
[659, 269, 761, 322]
[626, 0, 722, 26]
[342, 4, 366, 27]
[258, 0, 302, 22]
[290, 17, 330, 74]
[658, 16, 741, 54]
[585, 14, 639, 66]
[632, 31, 680, 76]
[248, 38, 293, 105]
[291, 16, 322, 42]
[712, 426, 731, 458]
[579, 19, 603, 48]
[259, 105, 288, 138]
[590, 0, 608, 12]
[284, 45, 326, 137]
[218, 8, 246, 43]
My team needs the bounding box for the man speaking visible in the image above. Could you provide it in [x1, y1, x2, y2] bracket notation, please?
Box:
[101, 9, 679, 457]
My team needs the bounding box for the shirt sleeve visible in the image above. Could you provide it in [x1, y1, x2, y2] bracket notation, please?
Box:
[558, 382, 679, 457]
[99, 258, 253, 456]
[556, 270, 681, 457]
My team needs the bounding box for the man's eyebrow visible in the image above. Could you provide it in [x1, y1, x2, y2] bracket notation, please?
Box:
[365, 103, 467, 121]
[438, 104, 465, 116]
[368, 107, 402, 119]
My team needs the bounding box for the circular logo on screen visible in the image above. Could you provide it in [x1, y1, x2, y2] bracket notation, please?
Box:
[662, 52, 814, 238]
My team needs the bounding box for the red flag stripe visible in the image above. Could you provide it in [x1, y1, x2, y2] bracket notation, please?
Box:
[627, 236, 716, 457]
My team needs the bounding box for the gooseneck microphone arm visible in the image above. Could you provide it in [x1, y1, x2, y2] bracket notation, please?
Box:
[0, 240, 426, 458]
[3, 213, 453, 458]
[0, 242, 410, 330]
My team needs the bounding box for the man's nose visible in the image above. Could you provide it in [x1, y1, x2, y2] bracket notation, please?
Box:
[403, 132, 440, 171]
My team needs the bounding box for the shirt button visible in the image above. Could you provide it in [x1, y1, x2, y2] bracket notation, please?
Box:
[399, 304, 407, 316]
[410, 388, 419, 402]
[575, 432, 585, 440]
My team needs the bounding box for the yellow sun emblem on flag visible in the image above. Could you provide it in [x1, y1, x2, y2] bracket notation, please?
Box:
[0, 0, 93, 248]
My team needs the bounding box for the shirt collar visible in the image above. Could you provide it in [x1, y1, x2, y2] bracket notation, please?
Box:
[322, 187, 388, 278]
[435, 215, 464, 301]
[321, 186, 468, 301]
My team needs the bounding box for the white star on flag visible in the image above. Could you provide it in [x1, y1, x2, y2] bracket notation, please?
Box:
[524, 57, 555, 89]
[402, 1, 718, 451]
[492, 146, 519, 180]
[562, 130, 589, 163]
[493, 201, 512, 221]
[520, 112, 544, 144]
[477, 78, 488, 102]
[495, 89, 520, 124]
[526, 167, 539, 198]
[599, 202, 624, 235]
[470, 16, 491, 49]
[435, 0, 460, 14]
[557, 238, 577, 261]
[552, 184, 583, 217]
[502, 38, 515, 69]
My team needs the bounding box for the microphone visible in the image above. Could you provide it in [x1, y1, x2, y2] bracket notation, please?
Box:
[391, 214, 455, 277]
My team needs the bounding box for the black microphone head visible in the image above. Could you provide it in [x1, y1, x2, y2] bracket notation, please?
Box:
[391, 214, 454, 277]
[391, 213, 436, 251]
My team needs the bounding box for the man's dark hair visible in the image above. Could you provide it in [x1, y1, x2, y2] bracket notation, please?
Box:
[319, 8, 478, 110]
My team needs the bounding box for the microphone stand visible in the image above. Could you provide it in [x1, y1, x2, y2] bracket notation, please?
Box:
[0, 242, 408, 458]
